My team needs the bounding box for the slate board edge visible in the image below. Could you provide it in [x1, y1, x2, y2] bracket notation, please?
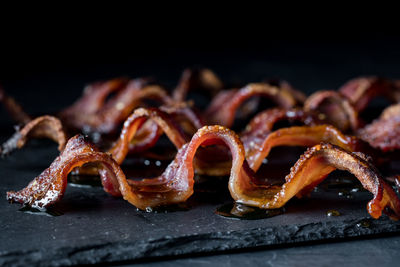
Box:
[1, 216, 399, 267]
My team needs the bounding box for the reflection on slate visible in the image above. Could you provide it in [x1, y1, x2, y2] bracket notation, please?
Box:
[1, 141, 399, 266]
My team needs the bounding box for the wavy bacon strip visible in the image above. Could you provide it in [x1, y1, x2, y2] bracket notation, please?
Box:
[58, 78, 129, 131]
[173, 68, 224, 102]
[339, 77, 398, 112]
[196, 108, 320, 176]
[7, 135, 125, 209]
[205, 83, 297, 127]
[358, 103, 400, 152]
[109, 107, 188, 164]
[304, 90, 359, 132]
[60, 79, 172, 135]
[229, 142, 400, 220]
[128, 103, 205, 154]
[0, 115, 67, 156]
[244, 125, 367, 172]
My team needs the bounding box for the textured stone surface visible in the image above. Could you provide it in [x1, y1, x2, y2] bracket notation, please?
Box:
[1, 141, 400, 266]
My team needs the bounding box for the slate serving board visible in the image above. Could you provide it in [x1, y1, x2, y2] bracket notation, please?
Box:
[1, 140, 399, 266]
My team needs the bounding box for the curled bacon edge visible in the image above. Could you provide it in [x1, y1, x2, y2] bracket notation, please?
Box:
[0, 115, 66, 156]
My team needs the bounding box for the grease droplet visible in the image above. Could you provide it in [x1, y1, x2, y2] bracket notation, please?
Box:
[357, 219, 371, 228]
[326, 209, 341, 217]
[215, 202, 284, 220]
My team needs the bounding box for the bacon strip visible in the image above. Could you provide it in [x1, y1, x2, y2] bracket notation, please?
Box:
[196, 108, 320, 176]
[358, 103, 400, 152]
[339, 77, 398, 112]
[1, 115, 67, 156]
[59, 78, 129, 131]
[304, 90, 359, 132]
[109, 108, 188, 164]
[229, 142, 400, 220]
[173, 68, 224, 102]
[205, 83, 297, 127]
[7, 135, 125, 209]
[244, 125, 366, 172]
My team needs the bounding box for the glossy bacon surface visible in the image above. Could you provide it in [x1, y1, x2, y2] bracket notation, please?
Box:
[7, 135, 125, 209]
[229, 142, 400, 220]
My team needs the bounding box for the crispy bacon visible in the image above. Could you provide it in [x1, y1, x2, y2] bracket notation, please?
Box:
[109, 108, 188, 165]
[339, 77, 398, 112]
[59, 79, 172, 135]
[358, 104, 400, 152]
[229, 142, 400, 220]
[7, 135, 125, 209]
[0, 115, 67, 156]
[173, 68, 224, 102]
[58, 78, 129, 131]
[205, 83, 297, 127]
[304, 90, 359, 132]
[244, 125, 367, 172]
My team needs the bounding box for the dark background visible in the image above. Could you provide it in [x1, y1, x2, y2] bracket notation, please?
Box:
[1, 16, 400, 122]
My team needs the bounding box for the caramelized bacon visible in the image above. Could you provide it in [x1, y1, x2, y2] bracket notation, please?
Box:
[7, 135, 125, 209]
[59, 78, 129, 131]
[109, 108, 188, 164]
[358, 103, 400, 152]
[60, 79, 172, 135]
[244, 125, 366, 171]
[205, 83, 297, 127]
[339, 77, 398, 112]
[1, 115, 67, 156]
[304, 90, 359, 132]
[229, 143, 400, 220]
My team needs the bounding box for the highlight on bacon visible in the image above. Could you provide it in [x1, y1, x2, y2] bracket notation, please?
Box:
[0, 115, 67, 156]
